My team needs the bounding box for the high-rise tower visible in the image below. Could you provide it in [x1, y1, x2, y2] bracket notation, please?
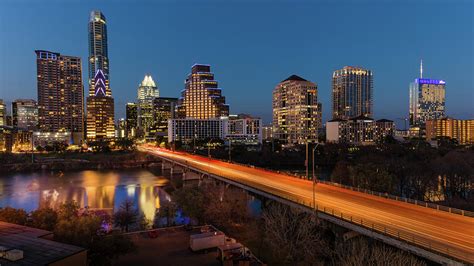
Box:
[272, 75, 322, 145]
[137, 75, 159, 137]
[409, 61, 446, 127]
[88, 11, 110, 96]
[86, 10, 114, 140]
[177, 64, 229, 119]
[332, 66, 373, 120]
[35, 50, 84, 142]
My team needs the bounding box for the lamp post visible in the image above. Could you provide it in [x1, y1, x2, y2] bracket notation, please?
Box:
[228, 139, 232, 162]
[312, 143, 320, 211]
[207, 139, 212, 158]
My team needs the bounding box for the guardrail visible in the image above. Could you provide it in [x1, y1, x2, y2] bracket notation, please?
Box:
[315, 179, 474, 218]
[265, 184, 473, 264]
[217, 158, 474, 218]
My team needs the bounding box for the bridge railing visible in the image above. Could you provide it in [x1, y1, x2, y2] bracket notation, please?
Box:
[273, 191, 473, 264]
[220, 159, 474, 218]
[316, 179, 474, 218]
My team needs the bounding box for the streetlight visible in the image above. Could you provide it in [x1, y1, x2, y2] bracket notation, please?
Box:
[228, 138, 232, 162]
[207, 139, 212, 158]
[312, 143, 320, 211]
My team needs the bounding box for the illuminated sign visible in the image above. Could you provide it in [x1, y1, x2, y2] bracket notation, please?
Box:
[94, 69, 107, 96]
[416, 78, 446, 85]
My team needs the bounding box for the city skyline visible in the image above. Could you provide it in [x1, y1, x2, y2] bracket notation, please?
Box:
[0, 1, 473, 126]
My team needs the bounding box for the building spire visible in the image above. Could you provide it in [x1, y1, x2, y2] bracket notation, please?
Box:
[420, 59, 423, 78]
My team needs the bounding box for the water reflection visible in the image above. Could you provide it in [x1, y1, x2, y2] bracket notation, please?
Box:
[0, 169, 170, 223]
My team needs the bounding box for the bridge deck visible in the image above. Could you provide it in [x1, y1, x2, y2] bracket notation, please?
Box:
[141, 146, 474, 264]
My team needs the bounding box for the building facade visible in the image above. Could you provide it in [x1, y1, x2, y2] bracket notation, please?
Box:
[332, 66, 373, 120]
[426, 118, 473, 145]
[177, 64, 229, 119]
[35, 50, 84, 143]
[168, 118, 227, 143]
[88, 11, 110, 97]
[0, 99, 6, 126]
[226, 114, 262, 145]
[126, 102, 137, 138]
[262, 126, 273, 140]
[86, 70, 115, 140]
[326, 116, 395, 145]
[409, 78, 446, 127]
[272, 75, 322, 145]
[153, 97, 178, 140]
[12, 99, 38, 131]
[137, 75, 159, 137]
[86, 10, 114, 141]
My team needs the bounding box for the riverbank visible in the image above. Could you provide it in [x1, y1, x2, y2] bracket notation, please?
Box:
[0, 150, 160, 173]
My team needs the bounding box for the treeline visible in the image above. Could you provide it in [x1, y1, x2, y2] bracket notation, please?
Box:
[0, 202, 136, 265]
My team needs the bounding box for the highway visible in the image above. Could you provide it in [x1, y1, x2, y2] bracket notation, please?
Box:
[140, 146, 474, 264]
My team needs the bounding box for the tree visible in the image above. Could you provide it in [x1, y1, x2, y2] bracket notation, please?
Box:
[116, 139, 134, 151]
[204, 187, 250, 228]
[114, 200, 138, 232]
[0, 207, 28, 225]
[157, 200, 177, 227]
[30, 207, 58, 231]
[173, 185, 208, 224]
[261, 203, 330, 264]
[333, 238, 426, 266]
[57, 201, 80, 221]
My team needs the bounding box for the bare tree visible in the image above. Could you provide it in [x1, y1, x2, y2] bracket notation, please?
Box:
[262, 203, 329, 265]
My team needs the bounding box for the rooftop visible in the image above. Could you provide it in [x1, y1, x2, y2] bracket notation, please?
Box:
[281, 75, 308, 82]
[0, 221, 86, 266]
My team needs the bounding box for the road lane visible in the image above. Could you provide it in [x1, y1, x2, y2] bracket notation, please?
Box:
[140, 146, 474, 263]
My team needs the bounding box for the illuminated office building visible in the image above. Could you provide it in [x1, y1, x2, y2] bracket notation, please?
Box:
[409, 63, 446, 127]
[88, 10, 110, 97]
[426, 118, 473, 145]
[0, 99, 6, 126]
[12, 99, 38, 131]
[153, 97, 178, 139]
[86, 10, 114, 141]
[137, 75, 159, 137]
[332, 66, 373, 120]
[326, 116, 395, 145]
[86, 70, 115, 140]
[177, 64, 229, 119]
[226, 114, 262, 145]
[272, 75, 322, 145]
[168, 118, 226, 143]
[35, 50, 84, 143]
[126, 102, 137, 138]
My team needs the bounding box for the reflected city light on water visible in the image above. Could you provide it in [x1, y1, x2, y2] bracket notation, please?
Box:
[0, 170, 170, 222]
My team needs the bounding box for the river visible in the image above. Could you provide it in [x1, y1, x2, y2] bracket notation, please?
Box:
[0, 169, 173, 224]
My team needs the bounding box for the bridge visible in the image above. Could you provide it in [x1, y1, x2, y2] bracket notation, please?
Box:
[139, 146, 474, 265]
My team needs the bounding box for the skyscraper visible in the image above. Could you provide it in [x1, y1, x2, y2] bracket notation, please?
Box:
[126, 102, 137, 138]
[137, 75, 159, 136]
[12, 99, 38, 131]
[86, 70, 115, 140]
[86, 10, 115, 140]
[409, 61, 446, 127]
[177, 64, 229, 119]
[88, 11, 110, 96]
[153, 97, 178, 139]
[332, 66, 373, 120]
[0, 99, 6, 126]
[272, 75, 322, 145]
[35, 50, 84, 143]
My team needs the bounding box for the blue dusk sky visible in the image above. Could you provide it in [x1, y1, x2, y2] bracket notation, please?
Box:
[0, 0, 473, 126]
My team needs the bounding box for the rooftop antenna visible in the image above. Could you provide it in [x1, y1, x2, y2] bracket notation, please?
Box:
[420, 59, 423, 78]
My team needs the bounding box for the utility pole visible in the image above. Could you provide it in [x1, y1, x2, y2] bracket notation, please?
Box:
[228, 139, 232, 162]
[312, 143, 319, 211]
[305, 141, 309, 179]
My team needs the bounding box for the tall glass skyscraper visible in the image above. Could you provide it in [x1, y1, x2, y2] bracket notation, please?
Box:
[177, 64, 229, 119]
[88, 10, 110, 97]
[86, 10, 115, 140]
[332, 66, 373, 120]
[409, 78, 446, 127]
